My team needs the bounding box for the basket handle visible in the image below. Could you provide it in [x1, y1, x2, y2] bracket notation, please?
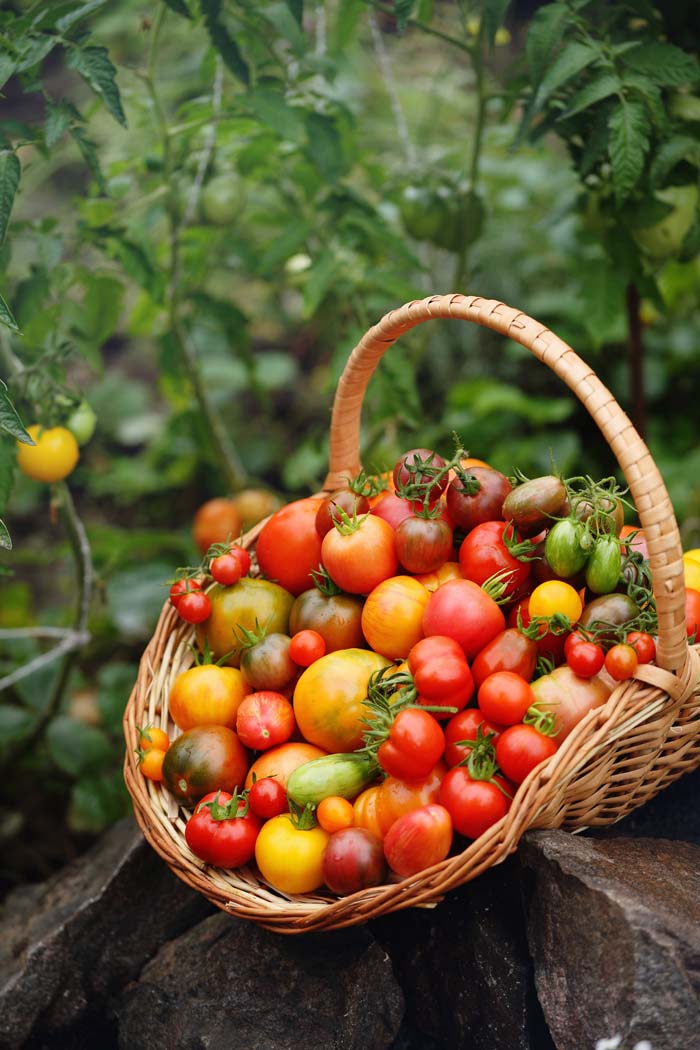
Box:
[323, 293, 690, 675]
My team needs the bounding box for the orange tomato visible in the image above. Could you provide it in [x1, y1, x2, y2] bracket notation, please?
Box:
[317, 795, 355, 833]
[244, 741, 327, 790]
[168, 665, 248, 731]
[414, 561, 463, 592]
[376, 762, 447, 835]
[138, 725, 170, 752]
[353, 785, 385, 840]
[293, 648, 390, 753]
[321, 515, 398, 595]
[193, 498, 242, 553]
[361, 575, 429, 659]
[140, 747, 166, 781]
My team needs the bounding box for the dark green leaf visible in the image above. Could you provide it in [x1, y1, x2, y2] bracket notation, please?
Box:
[96, 662, 138, 734]
[201, 0, 250, 84]
[55, 0, 109, 32]
[577, 258, 627, 348]
[66, 45, 127, 127]
[0, 519, 10, 550]
[69, 125, 107, 193]
[0, 437, 15, 514]
[0, 54, 16, 91]
[395, 0, 416, 33]
[247, 85, 306, 142]
[163, 0, 192, 17]
[303, 249, 339, 317]
[538, 41, 598, 103]
[483, 0, 511, 47]
[15, 34, 57, 73]
[525, 2, 569, 86]
[0, 292, 19, 333]
[559, 72, 620, 120]
[287, 0, 303, 26]
[109, 237, 162, 299]
[0, 382, 33, 443]
[258, 220, 312, 269]
[330, 0, 363, 53]
[651, 136, 700, 187]
[44, 100, 74, 148]
[305, 111, 345, 181]
[625, 42, 700, 87]
[608, 99, 650, 202]
[107, 562, 174, 640]
[261, 3, 306, 55]
[0, 706, 34, 753]
[68, 772, 131, 833]
[46, 716, 114, 777]
[0, 150, 20, 246]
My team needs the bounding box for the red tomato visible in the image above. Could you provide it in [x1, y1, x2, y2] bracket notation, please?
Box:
[377, 708, 446, 780]
[495, 725, 558, 784]
[236, 691, 295, 750]
[255, 498, 324, 595]
[383, 803, 453, 877]
[177, 591, 212, 624]
[289, 629, 326, 666]
[564, 632, 605, 677]
[169, 577, 202, 608]
[408, 634, 466, 667]
[438, 767, 511, 839]
[686, 587, 700, 639]
[353, 785, 385, 840]
[443, 709, 503, 767]
[370, 491, 416, 531]
[619, 524, 649, 560]
[530, 665, 612, 741]
[322, 827, 387, 895]
[604, 643, 638, 681]
[625, 631, 656, 664]
[471, 628, 538, 687]
[507, 595, 567, 665]
[393, 448, 448, 501]
[422, 579, 505, 661]
[459, 520, 531, 598]
[446, 467, 512, 532]
[408, 635, 474, 716]
[477, 671, 535, 726]
[395, 515, 454, 574]
[209, 552, 244, 586]
[229, 546, 251, 576]
[248, 777, 288, 819]
[184, 791, 261, 868]
[321, 514, 398, 595]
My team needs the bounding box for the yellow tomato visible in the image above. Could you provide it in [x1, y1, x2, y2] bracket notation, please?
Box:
[254, 814, 330, 894]
[16, 424, 79, 483]
[293, 648, 390, 753]
[353, 785, 385, 840]
[414, 561, 463, 592]
[528, 580, 583, 623]
[683, 555, 700, 592]
[361, 575, 429, 658]
[684, 548, 700, 566]
[168, 664, 248, 730]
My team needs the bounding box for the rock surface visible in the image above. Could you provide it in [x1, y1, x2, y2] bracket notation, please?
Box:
[521, 830, 700, 1050]
[117, 911, 404, 1050]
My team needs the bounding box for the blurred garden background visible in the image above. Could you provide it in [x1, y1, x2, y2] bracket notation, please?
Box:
[1, 0, 700, 897]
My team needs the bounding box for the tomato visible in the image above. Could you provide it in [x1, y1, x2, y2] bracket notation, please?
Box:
[140, 747, 166, 781]
[361, 576, 429, 659]
[231, 488, 282, 531]
[529, 664, 612, 740]
[471, 628, 538, 687]
[443, 708, 503, 767]
[578, 593, 639, 641]
[422, 579, 505, 661]
[446, 467, 512, 533]
[393, 448, 448, 501]
[201, 174, 244, 225]
[353, 785, 385, 839]
[414, 561, 463, 591]
[604, 643, 638, 681]
[564, 632, 605, 677]
[322, 827, 387, 895]
[624, 631, 656, 664]
[193, 498, 242, 553]
[544, 519, 588, 578]
[395, 515, 453, 574]
[65, 400, 97, 446]
[209, 552, 244, 586]
[289, 587, 365, 653]
[686, 587, 700, 638]
[408, 635, 474, 715]
[370, 491, 417, 531]
[177, 591, 212, 624]
[289, 629, 326, 666]
[502, 476, 568, 537]
[377, 708, 445, 780]
[293, 648, 390, 753]
[240, 632, 296, 691]
[235, 691, 295, 750]
[254, 813, 330, 894]
[138, 724, 170, 752]
[439, 767, 510, 839]
[383, 803, 453, 877]
[185, 791, 261, 868]
[322, 514, 398, 595]
[495, 724, 558, 785]
[196, 577, 294, 666]
[619, 525, 649, 560]
[528, 580, 583, 622]
[255, 498, 325, 595]
[573, 495, 624, 536]
[248, 776, 288, 819]
[477, 671, 535, 726]
[162, 725, 250, 806]
[169, 664, 248, 731]
[585, 534, 622, 595]
[376, 762, 446, 834]
[169, 577, 203, 608]
[507, 595, 567, 665]
[684, 558, 700, 593]
[245, 741, 327, 790]
[17, 424, 79, 483]
[315, 489, 370, 538]
[316, 795, 355, 833]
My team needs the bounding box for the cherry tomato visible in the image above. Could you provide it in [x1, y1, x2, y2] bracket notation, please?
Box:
[140, 747, 166, 781]
[236, 691, 295, 750]
[289, 629, 326, 666]
[685, 587, 700, 639]
[169, 577, 203, 608]
[446, 467, 512, 532]
[393, 448, 448, 501]
[395, 515, 454, 574]
[459, 520, 531, 598]
[322, 827, 387, 895]
[16, 424, 79, 483]
[377, 707, 445, 780]
[471, 628, 538, 687]
[229, 545, 251, 575]
[443, 708, 503, 767]
[177, 590, 212, 624]
[316, 795, 355, 833]
[209, 552, 244, 586]
[321, 514, 398, 595]
[255, 498, 325, 595]
[495, 724, 558, 785]
[477, 671, 535, 726]
[604, 643, 639, 681]
[439, 767, 511, 839]
[193, 498, 242, 553]
[248, 776, 288, 819]
[138, 724, 170, 752]
[422, 579, 505, 661]
[564, 632, 605, 677]
[361, 575, 429, 659]
[185, 791, 261, 868]
[383, 803, 453, 877]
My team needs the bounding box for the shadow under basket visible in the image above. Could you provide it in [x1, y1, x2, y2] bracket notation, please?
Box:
[123, 294, 700, 934]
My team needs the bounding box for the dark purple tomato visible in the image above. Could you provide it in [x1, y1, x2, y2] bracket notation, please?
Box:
[446, 467, 512, 533]
[322, 827, 387, 895]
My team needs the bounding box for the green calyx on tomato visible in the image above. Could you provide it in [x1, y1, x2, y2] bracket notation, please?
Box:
[523, 703, 559, 738]
[343, 468, 388, 500]
[288, 799, 318, 831]
[198, 787, 250, 821]
[394, 443, 470, 515]
[456, 725, 503, 782]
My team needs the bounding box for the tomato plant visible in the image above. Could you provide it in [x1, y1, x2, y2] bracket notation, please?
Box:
[315, 489, 370, 538]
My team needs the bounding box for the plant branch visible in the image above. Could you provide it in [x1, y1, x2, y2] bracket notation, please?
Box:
[360, 0, 471, 53]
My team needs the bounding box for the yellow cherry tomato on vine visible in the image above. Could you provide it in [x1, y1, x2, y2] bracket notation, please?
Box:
[528, 580, 583, 623]
[254, 813, 330, 894]
[16, 425, 79, 483]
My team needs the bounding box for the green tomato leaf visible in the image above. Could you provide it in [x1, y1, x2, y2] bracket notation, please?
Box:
[559, 72, 620, 121]
[305, 111, 345, 182]
[46, 716, 114, 777]
[483, 0, 511, 47]
[0, 430, 17, 514]
[0, 150, 20, 246]
[68, 772, 131, 834]
[44, 100, 75, 148]
[55, 0, 109, 33]
[247, 85, 306, 143]
[525, 2, 569, 87]
[163, 0, 192, 17]
[287, 0, 303, 27]
[0, 292, 19, 333]
[261, 3, 306, 55]
[394, 0, 416, 34]
[97, 662, 139, 735]
[0, 518, 10, 550]
[107, 562, 174, 641]
[0, 55, 16, 92]
[201, 0, 250, 84]
[650, 135, 700, 188]
[608, 98, 651, 203]
[0, 705, 35, 756]
[69, 125, 107, 194]
[625, 42, 700, 88]
[66, 45, 127, 127]
[0, 381, 33, 443]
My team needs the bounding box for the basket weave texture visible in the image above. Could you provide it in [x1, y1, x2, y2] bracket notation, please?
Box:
[123, 294, 700, 934]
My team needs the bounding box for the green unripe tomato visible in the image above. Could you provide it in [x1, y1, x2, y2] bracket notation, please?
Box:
[631, 185, 699, 261]
[201, 174, 243, 226]
[66, 400, 97, 446]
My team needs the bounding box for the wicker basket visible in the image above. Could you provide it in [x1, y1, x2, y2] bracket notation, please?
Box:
[123, 294, 700, 934]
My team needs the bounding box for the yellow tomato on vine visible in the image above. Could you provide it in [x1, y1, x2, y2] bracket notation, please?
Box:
[16, 425, 79, 483]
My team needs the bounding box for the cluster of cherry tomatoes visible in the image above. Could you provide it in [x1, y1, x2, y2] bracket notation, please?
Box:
[139, 446, 700, 898]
